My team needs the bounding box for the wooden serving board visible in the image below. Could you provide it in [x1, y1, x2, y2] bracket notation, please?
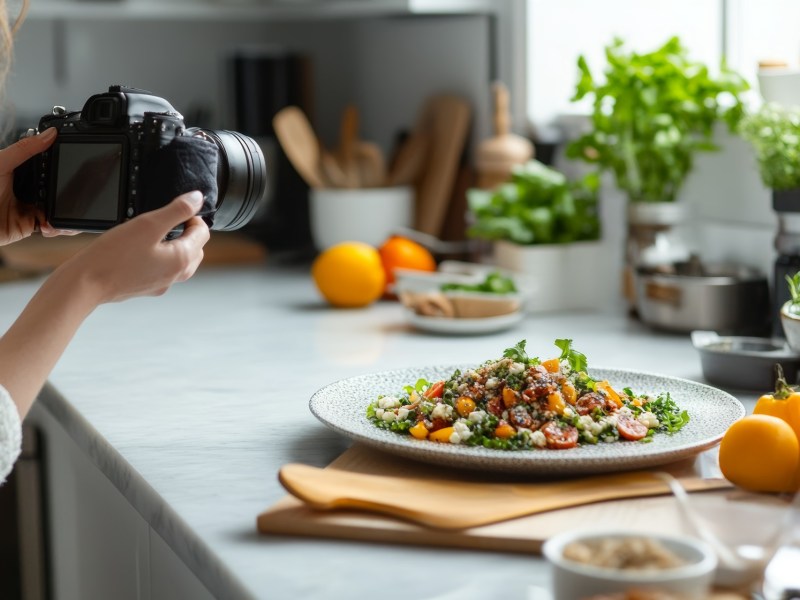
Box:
[257, 443, 733, 554]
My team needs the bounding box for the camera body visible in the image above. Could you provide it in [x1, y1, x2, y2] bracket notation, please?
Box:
[13, 85, 266, 232]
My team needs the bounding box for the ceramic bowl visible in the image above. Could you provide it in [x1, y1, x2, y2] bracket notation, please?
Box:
[542, 529, 717, 600]
[781, 301, 800, 354]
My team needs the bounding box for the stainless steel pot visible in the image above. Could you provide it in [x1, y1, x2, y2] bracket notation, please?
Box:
[635, 261, 770, 335]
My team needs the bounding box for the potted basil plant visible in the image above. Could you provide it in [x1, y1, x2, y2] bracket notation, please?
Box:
[466, 160, 605, 312]
[565, 36, 749, 302]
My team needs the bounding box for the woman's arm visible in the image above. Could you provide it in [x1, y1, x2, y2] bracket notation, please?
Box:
[0, 191, 209, 419]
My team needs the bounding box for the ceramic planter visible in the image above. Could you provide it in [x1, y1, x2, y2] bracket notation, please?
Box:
[780, 301, 800, 353]
[493, 239, 610, 312]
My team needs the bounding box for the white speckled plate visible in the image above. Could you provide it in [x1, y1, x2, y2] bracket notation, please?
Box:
[309, 365, 745, 475]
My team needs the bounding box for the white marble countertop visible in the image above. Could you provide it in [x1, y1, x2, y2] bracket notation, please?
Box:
[0, 263, 758, 600]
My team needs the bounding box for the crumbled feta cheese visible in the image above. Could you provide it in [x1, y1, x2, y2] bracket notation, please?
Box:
[530, 430, 547, 448]
[375, 408, 385, 419]
[578, 415, 605, 436]
[485, 377, 499, 390]
[378, 396, 400, 409]
[509, 362, 525, 375]
[397, 407, 410, 421]
[382, 411, 396, 423]
[563, 406, 575, 418]
[450, 421, 472, 444]
[431, 403, 453, 420]
[638, 411, 659, 429]
[468, 410, 486, 423]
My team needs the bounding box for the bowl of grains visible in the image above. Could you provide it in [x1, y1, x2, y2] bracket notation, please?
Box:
[542, 530, 717, 600]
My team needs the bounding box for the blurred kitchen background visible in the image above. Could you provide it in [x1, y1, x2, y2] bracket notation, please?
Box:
[1, 0, 798, 301]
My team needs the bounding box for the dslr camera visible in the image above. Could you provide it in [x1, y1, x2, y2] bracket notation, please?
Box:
[13, 85, 267, 232]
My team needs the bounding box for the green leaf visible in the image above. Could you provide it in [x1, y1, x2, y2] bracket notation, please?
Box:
[554, 338, 588, 373]
[503, 340, 531, 365]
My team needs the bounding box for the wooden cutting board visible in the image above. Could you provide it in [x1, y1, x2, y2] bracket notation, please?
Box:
[412, 94, 471, 237]
[257, 443, 733, 554]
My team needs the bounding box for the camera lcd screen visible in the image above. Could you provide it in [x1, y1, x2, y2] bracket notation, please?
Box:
[54, 142, 122, 223]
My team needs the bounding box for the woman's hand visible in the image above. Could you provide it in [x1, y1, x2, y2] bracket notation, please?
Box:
[0, 127, 78, 245]
[0, 128, 54, 244]
[61, 191, 210, 305]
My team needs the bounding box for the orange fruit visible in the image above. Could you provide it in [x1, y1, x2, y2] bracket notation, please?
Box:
[378, 235, 436, 291]
[311, 242, 385, 308]
[718, 414, 800, 493]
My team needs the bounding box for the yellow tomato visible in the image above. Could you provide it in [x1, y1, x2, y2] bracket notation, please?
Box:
[719, 414, 800, 493]
[753, 367, 800, 442]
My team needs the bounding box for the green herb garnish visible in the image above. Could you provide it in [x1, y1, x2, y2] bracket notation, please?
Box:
[555, 338, 588, 373]
[441, 272, 517, 295]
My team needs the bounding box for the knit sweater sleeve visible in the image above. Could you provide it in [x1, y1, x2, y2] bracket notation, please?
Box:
[0, 384, 21, 485]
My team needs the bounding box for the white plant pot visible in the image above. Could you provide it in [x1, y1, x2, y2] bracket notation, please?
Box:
[493, 239, 611, 312]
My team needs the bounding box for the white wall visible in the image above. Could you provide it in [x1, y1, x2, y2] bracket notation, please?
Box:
[7, 15, 492, 161]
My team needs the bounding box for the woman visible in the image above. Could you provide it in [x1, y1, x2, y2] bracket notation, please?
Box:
[0, 1, 210, 482]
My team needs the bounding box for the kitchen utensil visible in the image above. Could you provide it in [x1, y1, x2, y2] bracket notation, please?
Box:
[635, 259, 770, 335]
[319, 149, 350, 188]
[387, 132, 428, 186]
[272, 106, 326, 189]
[691, 330, 800, 389]
[336, 104, 361, 188]
[475, 81, 534, 190]
[277, 463, 729, 530]
[354, 141, 386, 188]
[543, 529, 717, 600]
[413, 94, 471, 236]
[258, 444, 733, 554]
[308, 186, 413, 250]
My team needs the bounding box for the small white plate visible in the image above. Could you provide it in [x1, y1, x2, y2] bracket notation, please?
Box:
[405, 309, 524, 335]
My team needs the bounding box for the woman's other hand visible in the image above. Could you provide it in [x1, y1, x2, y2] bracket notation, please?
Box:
[61, 191, 210, 304]
[0, 127, 78, 244]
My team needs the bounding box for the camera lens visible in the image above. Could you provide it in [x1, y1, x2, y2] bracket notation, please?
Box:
[187, 128, 267, 231]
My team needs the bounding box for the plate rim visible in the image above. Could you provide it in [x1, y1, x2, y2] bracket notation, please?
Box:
[309, 364, 745, 474]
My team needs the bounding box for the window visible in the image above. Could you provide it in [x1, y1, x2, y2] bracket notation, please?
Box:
[524, 0, 800, 141]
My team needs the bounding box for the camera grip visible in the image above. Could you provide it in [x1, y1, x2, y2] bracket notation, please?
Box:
[13, 155, 39, 207]
[140, 136, 219, 227]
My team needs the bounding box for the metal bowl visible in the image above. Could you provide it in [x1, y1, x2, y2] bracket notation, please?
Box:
[691, 330, 800, 390]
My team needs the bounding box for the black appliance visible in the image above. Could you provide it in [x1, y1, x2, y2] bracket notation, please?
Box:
[231, 49, 314, 254]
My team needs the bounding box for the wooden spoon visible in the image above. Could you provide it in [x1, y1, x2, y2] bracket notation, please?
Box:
[278, 463, 732, 530]
[319, 149, 350, 188]
[355, 141, 387, 188]
[337, 104, 361, 188]
[272, 106, 326, 189]
[387, 132, 428, 186]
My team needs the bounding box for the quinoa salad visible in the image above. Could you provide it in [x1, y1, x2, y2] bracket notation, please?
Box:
[366, 340, 690, 450]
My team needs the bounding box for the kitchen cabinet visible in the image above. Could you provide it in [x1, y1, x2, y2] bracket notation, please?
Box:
[25, 401, 214, 600]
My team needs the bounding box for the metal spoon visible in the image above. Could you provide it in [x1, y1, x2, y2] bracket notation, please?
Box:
[657, 473, 767, 588]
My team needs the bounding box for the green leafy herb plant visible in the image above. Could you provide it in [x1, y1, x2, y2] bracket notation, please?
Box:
[785, 273, 800, 316]
[566, 36, 749, 204]
[466, 160, 601, 245]
[739, 103, 800, 191]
